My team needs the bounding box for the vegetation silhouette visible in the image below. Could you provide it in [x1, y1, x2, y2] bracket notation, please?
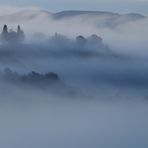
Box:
[1, 25, 25, 43]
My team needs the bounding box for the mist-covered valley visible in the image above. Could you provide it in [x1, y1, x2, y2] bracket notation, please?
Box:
[0, 27, 148, 101]
[0, 5, 148, 148]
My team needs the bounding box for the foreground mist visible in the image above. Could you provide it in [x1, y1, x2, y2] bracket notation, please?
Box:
[0, 100, 148, 148]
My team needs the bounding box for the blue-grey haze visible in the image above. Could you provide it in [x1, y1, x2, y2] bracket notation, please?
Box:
[0, 0, 147, 15]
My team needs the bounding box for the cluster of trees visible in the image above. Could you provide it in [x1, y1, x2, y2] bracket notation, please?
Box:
[33, 31, 109, 51]
[0, 24, 111, 55]
[76, 34, 103, 46]
[3, 68, 60, 85]
[2, 68, 86, 98]
[49, 33, 111, 54]
[0, 25, 25, 43]
[49, 33, 104, 46]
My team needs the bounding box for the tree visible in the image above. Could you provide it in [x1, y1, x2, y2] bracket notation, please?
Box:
[1, 24, 9, 42]
[76, 35, 87, 46]
[17, 25, 25, 42]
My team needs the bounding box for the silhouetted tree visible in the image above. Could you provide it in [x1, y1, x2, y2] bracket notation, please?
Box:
[17, 25, 25, 42]
[76, 35, 87, 46]
[1, 25, 9, 42]
[45, 72, 59, 80]
[88, 34, 103, 44]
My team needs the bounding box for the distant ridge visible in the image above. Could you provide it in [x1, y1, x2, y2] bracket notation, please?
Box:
[53, 10, 145, 19]
[0, 9, 146, 28]
[53, 10, 119, 19]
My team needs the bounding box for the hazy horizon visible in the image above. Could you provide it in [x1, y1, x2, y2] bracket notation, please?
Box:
[0, 0, 148, 15]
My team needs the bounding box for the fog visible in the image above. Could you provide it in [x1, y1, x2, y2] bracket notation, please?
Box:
[0, 101, 148, 148]
[0, 5, 148, 148]
[0, 5, 147, 56]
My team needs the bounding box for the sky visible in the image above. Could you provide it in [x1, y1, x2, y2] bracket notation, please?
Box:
[0, 0, 148, 15]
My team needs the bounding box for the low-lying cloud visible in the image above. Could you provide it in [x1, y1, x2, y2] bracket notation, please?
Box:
[0, 5, 147, 56]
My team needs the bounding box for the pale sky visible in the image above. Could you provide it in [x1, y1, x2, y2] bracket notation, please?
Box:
[0, 0, 148, 15]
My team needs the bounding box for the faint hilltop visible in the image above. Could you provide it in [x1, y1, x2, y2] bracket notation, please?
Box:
[1, 24, 25, 43]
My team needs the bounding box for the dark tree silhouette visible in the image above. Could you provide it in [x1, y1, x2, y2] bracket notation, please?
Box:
[1, 24, 9, 42]
[1, 25, 25, 43]
[76, 35, 87, 46]
[88, 34, 103, 44]
[17, 25, 25, 42]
